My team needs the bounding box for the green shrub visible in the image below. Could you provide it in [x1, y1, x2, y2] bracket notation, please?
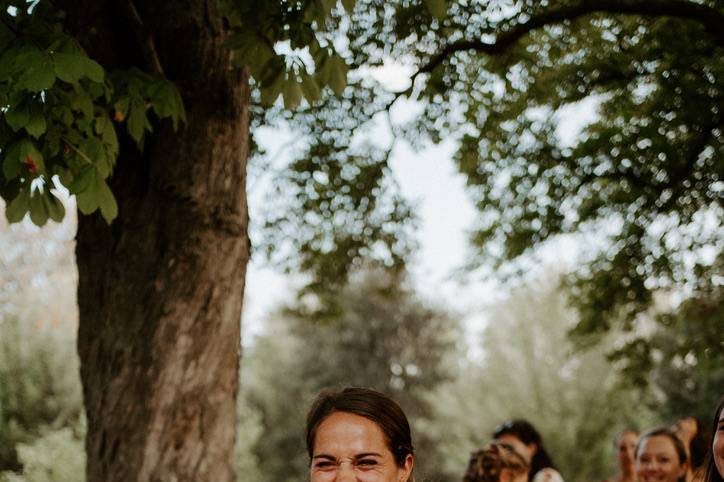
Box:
[0, 315, 83, 472]
[0, 424, 85, 482]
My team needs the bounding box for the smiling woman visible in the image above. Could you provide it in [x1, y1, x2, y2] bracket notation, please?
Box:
[636, 428, 689, 482]
[305, 387, 415, 482]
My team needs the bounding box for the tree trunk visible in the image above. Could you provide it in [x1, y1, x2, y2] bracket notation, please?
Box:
[68, 2, 251, 481]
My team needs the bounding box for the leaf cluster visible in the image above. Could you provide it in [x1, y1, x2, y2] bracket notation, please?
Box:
[223, 0, 355, 109]
[0, 1, 186, 225]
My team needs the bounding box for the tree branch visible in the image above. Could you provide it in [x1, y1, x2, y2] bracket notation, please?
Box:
[125, 0, 164, 75]
[417, 0, 724, 82]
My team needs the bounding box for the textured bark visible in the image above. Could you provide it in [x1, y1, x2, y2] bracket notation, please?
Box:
[66, 1, 250, 481]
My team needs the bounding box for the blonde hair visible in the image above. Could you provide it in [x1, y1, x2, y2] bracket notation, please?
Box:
[464, 442, 530, 482]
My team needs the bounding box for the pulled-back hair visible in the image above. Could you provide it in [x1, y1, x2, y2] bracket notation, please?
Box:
[493, 420, 556, 479]
[464, 442, 530, 482]
[305, 387, 415, 471]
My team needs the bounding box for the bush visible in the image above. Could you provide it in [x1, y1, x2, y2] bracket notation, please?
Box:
[0, 424, 85, 482]
[0, 315, 83, 472]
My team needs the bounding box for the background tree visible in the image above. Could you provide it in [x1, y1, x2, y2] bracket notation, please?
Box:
[241, 269, 461, 482]
[424, 271, 659, 482]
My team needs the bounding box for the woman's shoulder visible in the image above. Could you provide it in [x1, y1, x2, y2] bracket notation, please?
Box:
[533, 468, 565, 482]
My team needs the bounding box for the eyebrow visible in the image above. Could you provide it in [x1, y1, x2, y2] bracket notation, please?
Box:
[312, 454, 336, 461]
[312, 452, 383, 460]
[355, 453, 382, 459]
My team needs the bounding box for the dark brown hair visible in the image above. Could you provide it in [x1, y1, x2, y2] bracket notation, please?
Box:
[305, 387, 415, 469]
[493, 420, 556, 479]
[703, 396, 724, 482]
[464, 442, 530, 482]
[636, 427, 688, 482]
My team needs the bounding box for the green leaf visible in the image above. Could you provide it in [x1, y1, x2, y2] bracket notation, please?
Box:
[29, 190, 49, 226]
[283, 77, 303, 110]
[70, 89, 94, 118]
[114, 97, 130, 119]
[260, 69, 285, 106]
[53, 52, 104, 84]
[44, 191, 66, 222]
[5, 186, 30, 223]
[96, 177, 118, 223]
[328, 55, 348, 96]
[147, 79, 186, 130]
[424, 0, 447, 20]
[127, 98, 151, 146]
[95, 114, 119, 157]
[5, 102, 30, 132]
[25, 104, 47, 138]
[69, 165, 96, 195]
[2, 138, 44, 180]
[73, 166, 117, 222]
[300, 73, 322, 103]
[341, 0, 355, 12]
[17, 52, 56, 92]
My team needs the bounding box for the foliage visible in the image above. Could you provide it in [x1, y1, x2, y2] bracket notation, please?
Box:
[0, 424, 85, 482]
[0, 1, 186, 224]
[262, 0, 723, 339]
[240, 269, 462, 482]
[234, 396, 264, 482]
[609, 285, 724, 420]
[0, 312, 84, 473]
[0, 0, 362, 226]
[425, 272, 658, 482]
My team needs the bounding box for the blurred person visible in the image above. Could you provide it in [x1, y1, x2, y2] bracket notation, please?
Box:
[305, 386, 415, 482]
[464, 441, 530, 482]
[636, 427, 688, 482]
[493, 420, 563, 482]
[703, 396, 724, 482]
[673, 417, 711, 482]
[604, 430, 639, 482]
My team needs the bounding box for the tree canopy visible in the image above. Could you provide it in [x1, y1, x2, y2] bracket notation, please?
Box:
[259, 0, 723, 338]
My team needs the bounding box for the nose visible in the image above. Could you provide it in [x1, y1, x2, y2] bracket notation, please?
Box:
[337, 463, 356, 482]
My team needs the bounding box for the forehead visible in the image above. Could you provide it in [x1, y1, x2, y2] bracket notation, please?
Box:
[313, 412, 391, 456]
[638, 435, 678, 456]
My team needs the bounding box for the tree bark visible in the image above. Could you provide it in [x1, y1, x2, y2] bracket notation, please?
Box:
[66, 1, 250, 481]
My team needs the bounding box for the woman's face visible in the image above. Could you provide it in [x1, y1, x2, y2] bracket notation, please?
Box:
[617, 431, 639, 468]
[636, 435, 686, 482]
[310, 411, 413, 482]
[713, 410, 724, 479]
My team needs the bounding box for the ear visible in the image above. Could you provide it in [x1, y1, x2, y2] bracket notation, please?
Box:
[399, 454, 414, 482]
[677, 461, 689, 480]
[527, 443, 538, 457]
